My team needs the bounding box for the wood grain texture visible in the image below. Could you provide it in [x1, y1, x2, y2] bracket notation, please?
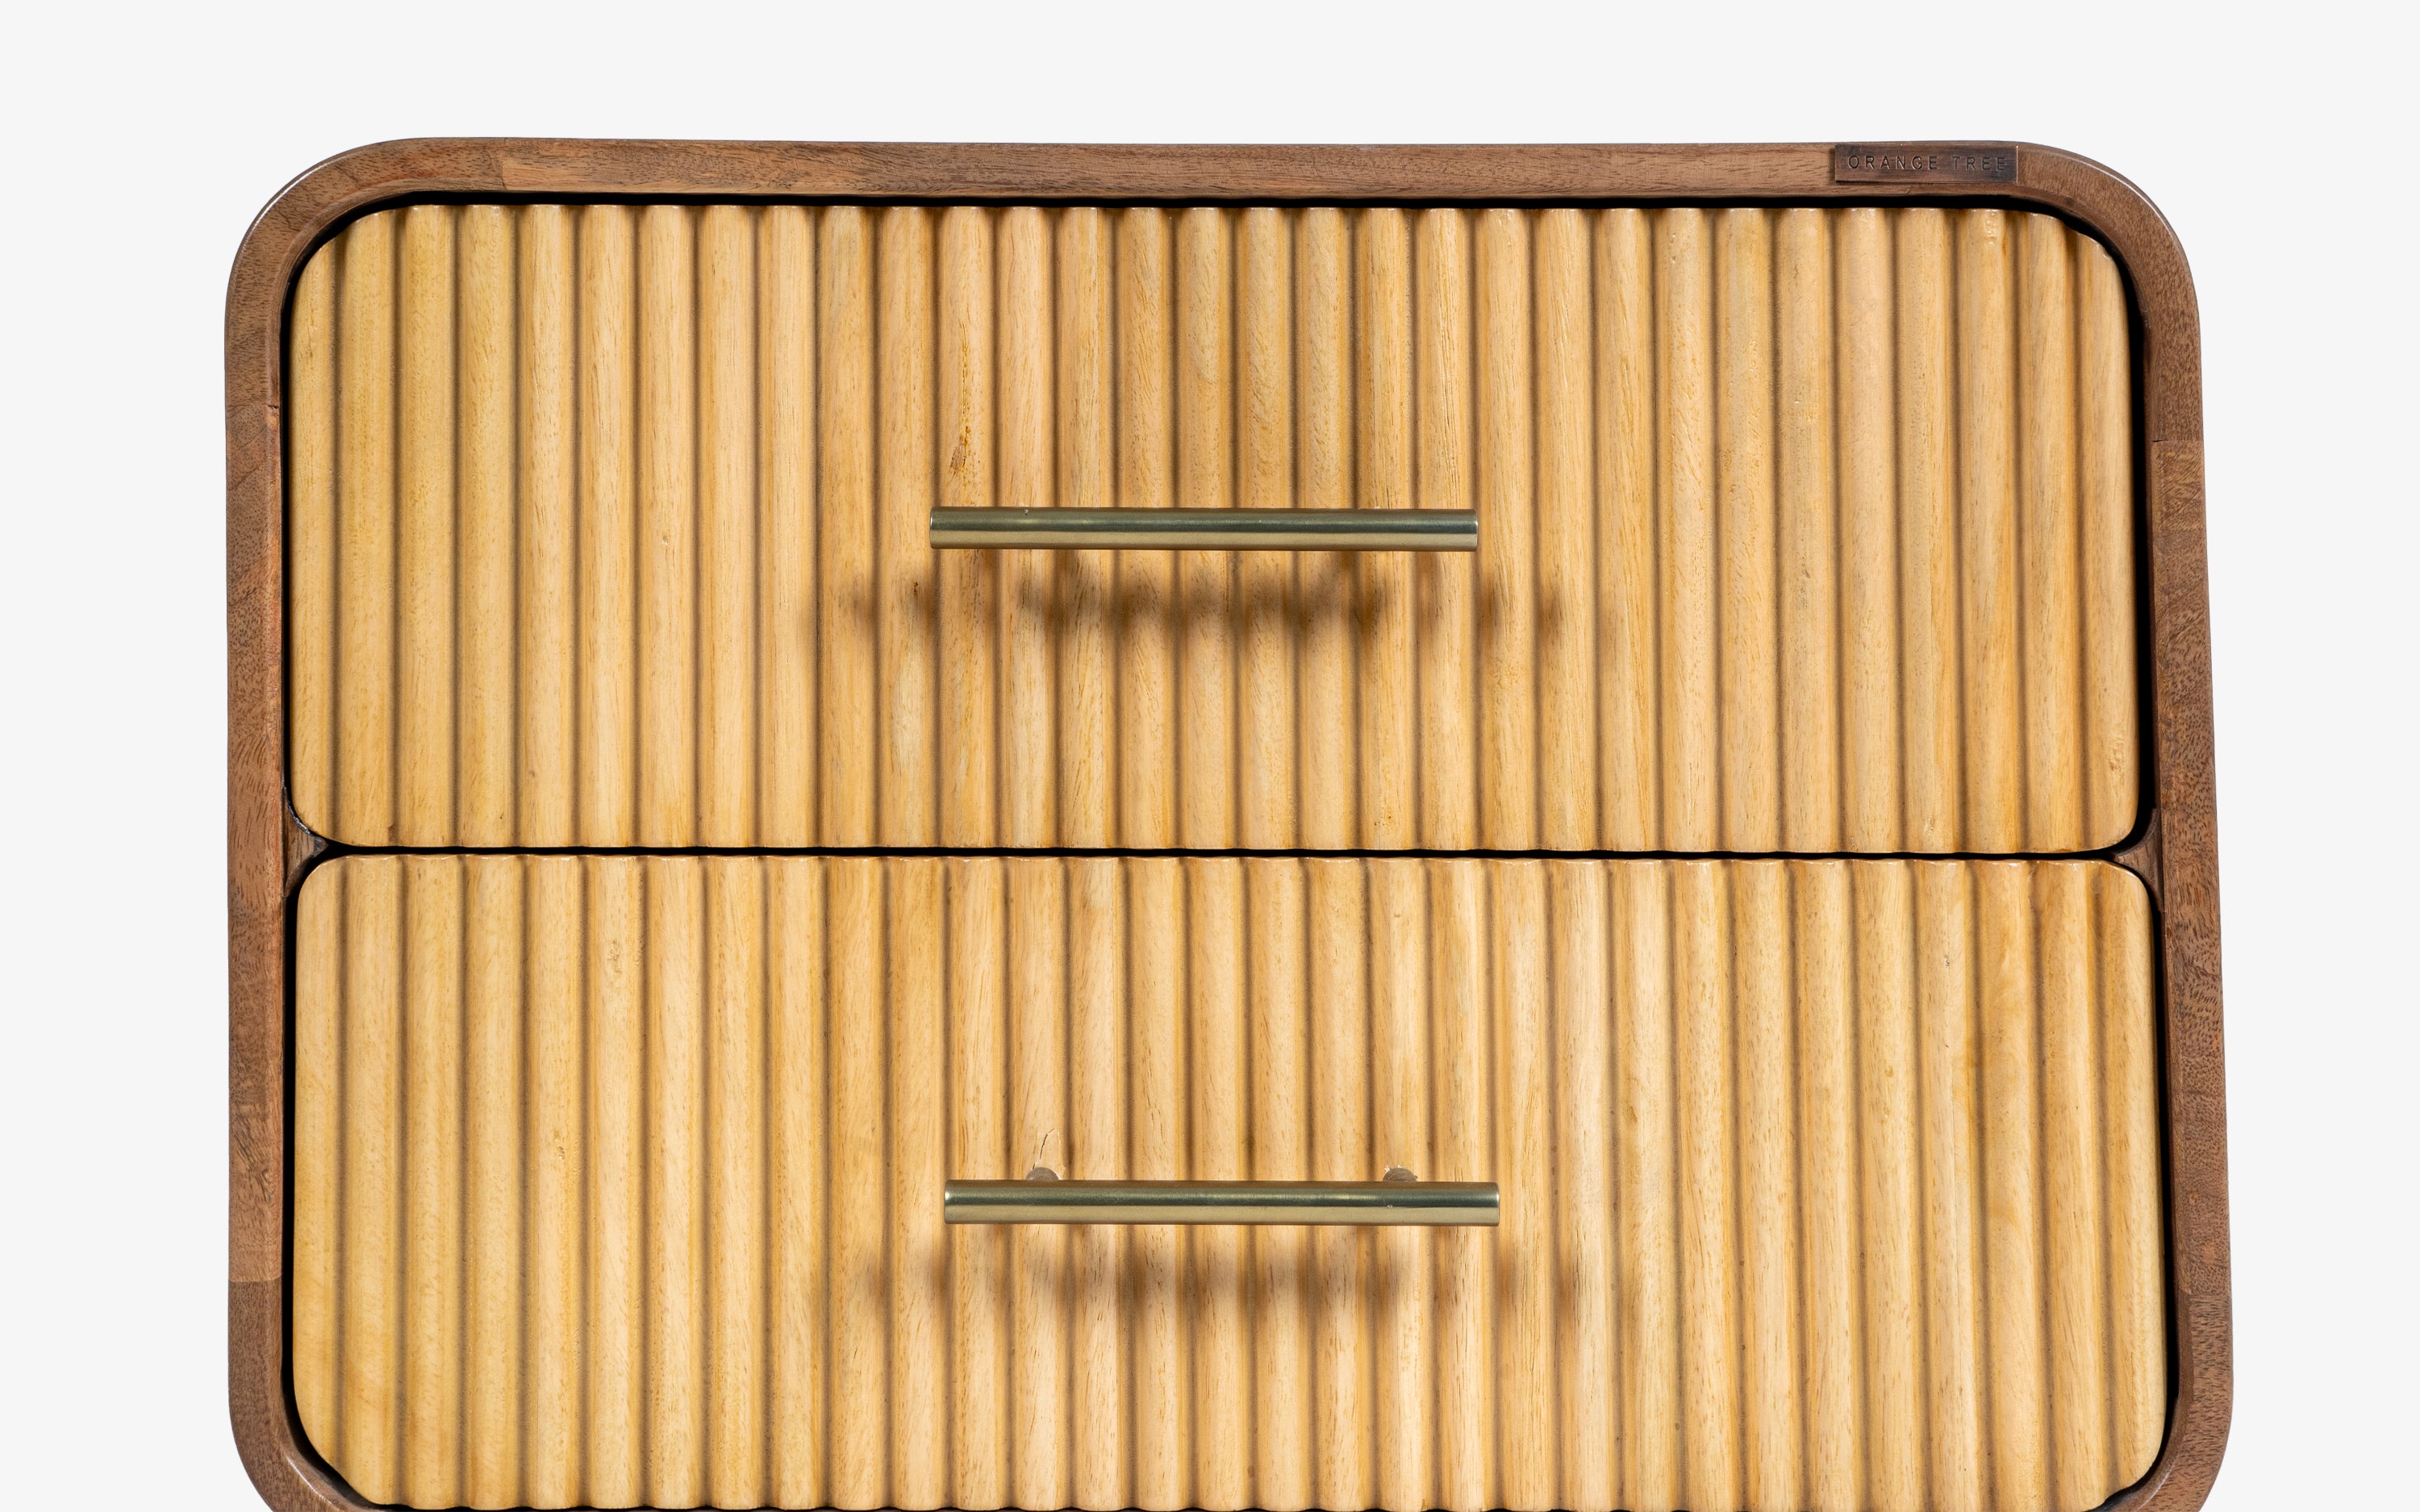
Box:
[286, 203, 2137, 853]
[292, 853, 2163, 1512]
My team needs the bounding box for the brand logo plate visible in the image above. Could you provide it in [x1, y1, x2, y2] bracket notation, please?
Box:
[1834, 144, 2018, 183]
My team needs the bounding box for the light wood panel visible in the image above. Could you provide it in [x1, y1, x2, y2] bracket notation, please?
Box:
[286, 204, 2138, 852]
[293, 853, 2163, 1512]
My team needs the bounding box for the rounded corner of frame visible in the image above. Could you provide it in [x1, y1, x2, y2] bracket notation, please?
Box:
[2020, 143, 2200, 303]
[226, 138, 507, 329]
[227, 1385, 357, 1512]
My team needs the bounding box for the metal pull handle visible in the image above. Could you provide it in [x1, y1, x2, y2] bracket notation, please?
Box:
[930, 506, 1478, 553]
[942, 1175, 1500, 1227]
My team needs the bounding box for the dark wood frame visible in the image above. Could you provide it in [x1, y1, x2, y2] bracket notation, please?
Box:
[227, 140, 2228, 1512]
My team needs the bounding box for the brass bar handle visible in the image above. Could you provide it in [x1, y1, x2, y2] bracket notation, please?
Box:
[930, 506, 1478, 552]
[942, 1177, 1500, 1227]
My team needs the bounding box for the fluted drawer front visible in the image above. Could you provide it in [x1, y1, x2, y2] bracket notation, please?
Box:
[286, 203, 2136, 852]
[293, 854, 2163, 1512]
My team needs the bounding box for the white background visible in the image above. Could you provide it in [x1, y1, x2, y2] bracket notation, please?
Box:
[1, 2, 2411, 1506]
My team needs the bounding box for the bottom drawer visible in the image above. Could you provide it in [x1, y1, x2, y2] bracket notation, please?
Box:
[291, 855, 2163, 1512]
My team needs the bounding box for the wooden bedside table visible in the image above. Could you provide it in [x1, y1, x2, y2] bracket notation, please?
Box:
[227, 140, 2226, 1512]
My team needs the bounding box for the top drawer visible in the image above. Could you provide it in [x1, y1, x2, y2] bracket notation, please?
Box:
[286, 202, 2136, 852]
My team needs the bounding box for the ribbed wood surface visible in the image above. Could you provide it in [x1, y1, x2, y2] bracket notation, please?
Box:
[286, 204, 2137, 852]
[293, 854, 2163, 1512]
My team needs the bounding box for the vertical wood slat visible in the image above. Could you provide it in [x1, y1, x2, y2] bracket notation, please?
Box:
[825, 857, 887, 1506]
[1734, 862, 1801, 1512]
[2078, 244, 2140, 848]
[1357, 212, 1417, 852]
[767, 857, 828, 1510]
[329, 212, 394, 845]
[877, 211, 939, 847]
[1188, 863, 1249, 1507]
[1429, 860, 1492, 1512]
[1614, 860, 1678, 1512]
[1474, 210, 1538, 850]
[1837, 209, 1901, 853]
[524, 856, 583, 1506]
[1532, 210, 1596, 852]
[758, 206, 820, 851]
[636, 206, 698, 851]
[585, 856, 643, 1505]
[892, 858, 948, 1507]
[1127, 856, 1186, 1510]
[1959, 214, 2025, 854]
[456, 206, 515, 847]
[705, 857, 766, 1504]
[1237, 207, 1296, 852]
[645, 857, 704, 1505]
[574, 207, 636, 848]
[1659, 211, 1720, 853]
[288, 844, 342, 1476]
[394, 207, 456, 845]
[1673, 860, 1741, 1510]
[1176, 207, 1236, 852]
[1009, 856, 1070, 1508]
[1898, 211, 1964, 854]
[1548, 861, 1613, 1512]
[1367, 860, 1428, 1512]
[519, 207, 578, 846]
[937, 208, 997, 851]
[1714, 210, 1779, 852]
[1308, 859, 1369, 1511]
[697, 210, 759, 849]
[286, 244, 339, 837]
[1775, 209, 1841, 853]
[1000, 209, 1058, 852]
[462, 856, 522, 1505]
[1795, 862, 1861, 1512]
[332, 857, 400, 1498]
[819, 209, 877, 848]
[400, 856, 462, 1508]
[1296, 208, 1351, 852]
[1056, 212, 1116, 851]
[2020, 219, 2085, 852]
[290, 205, 2137, 856]
[1492, 864, 1554, 1508]
[1414, 210, 1479, 852]
[1066, 856, 1126, 1510]
[1916, 860, 1986, 1510]
[295, 854, 2165, 1512]
[1855, 861, 1926, 1512]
